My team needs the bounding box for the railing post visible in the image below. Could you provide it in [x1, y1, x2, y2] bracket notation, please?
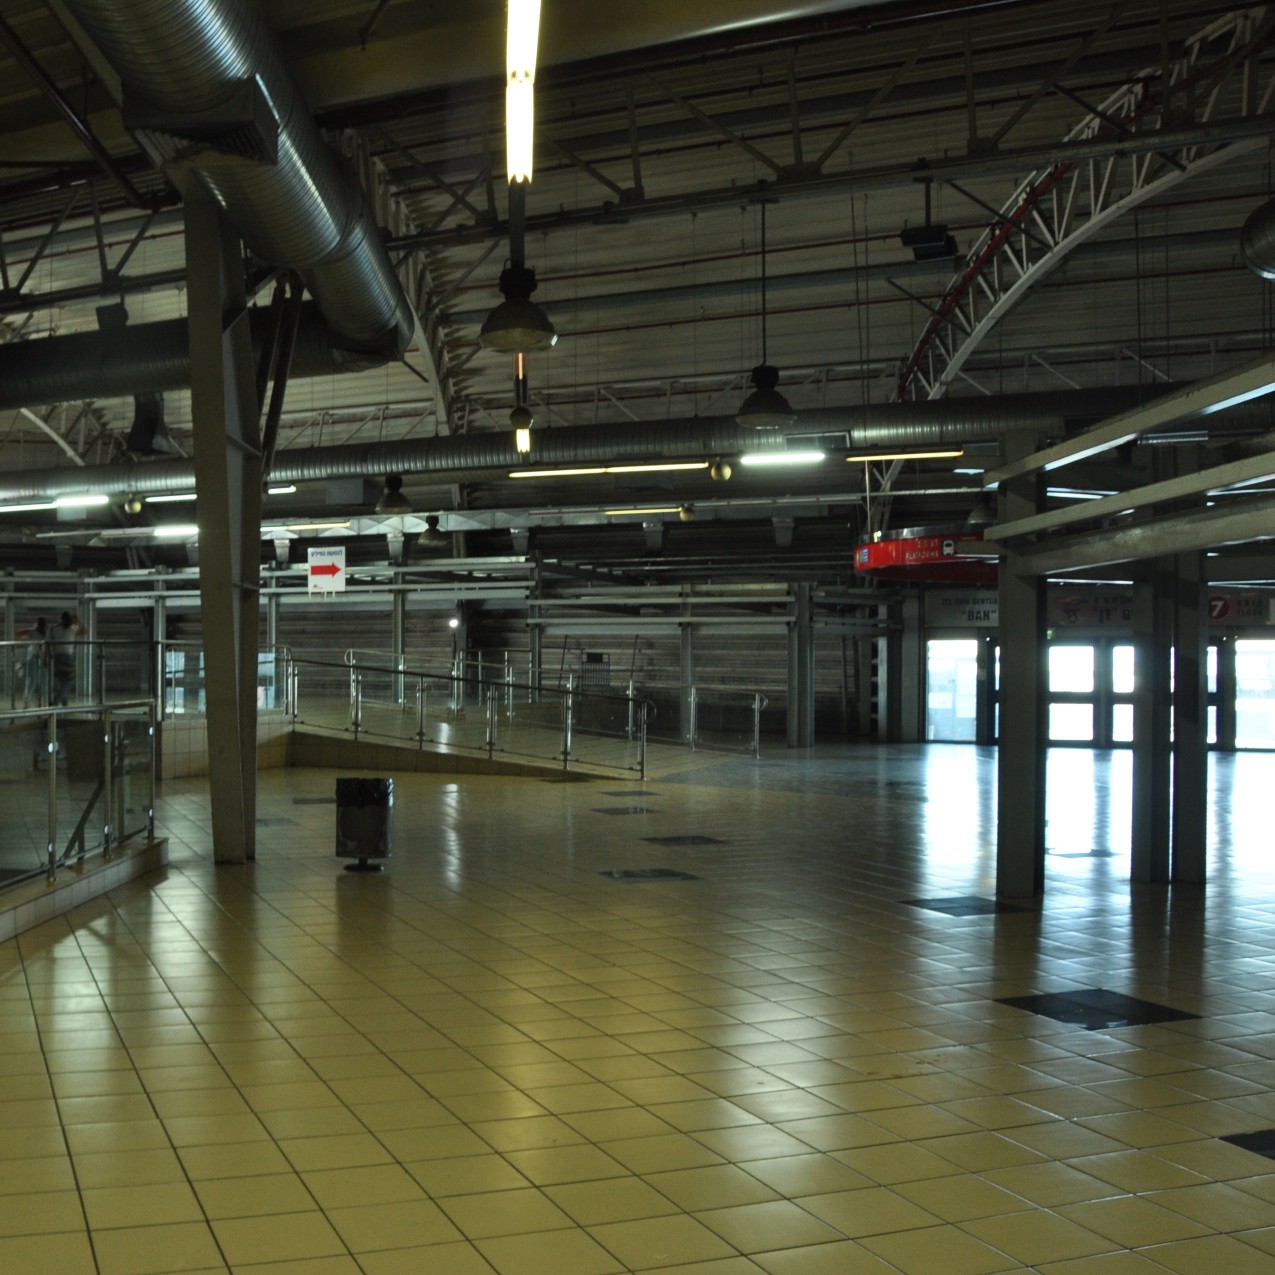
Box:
[148, 704, 156, 841]
[352, 669, 363, 741]
[753, 693, 765, 760]
[505, 652, 514, 718]
[562, 674, 574, 770]
[290, 655, 299, 726]
[486, 687, 496, 759]
[102, 710, 113, 860]
[155, 640, 167, 722]
[639, 700, 648, 782]
[417, 675, 426, 749]
[688, 685, 699, 751]
[627, 679, 636, 741]
[46, 711, 58, 884]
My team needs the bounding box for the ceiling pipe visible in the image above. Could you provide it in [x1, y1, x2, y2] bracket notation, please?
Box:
[0, 304, 390, 412]
[0, 384, 1184, 503]
[1241, 197, 1275, 281]
[57, 0, 414, 361]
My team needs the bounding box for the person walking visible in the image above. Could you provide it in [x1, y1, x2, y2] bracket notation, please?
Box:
[19, 617, 48, 708]
[48, 610, 81, 707]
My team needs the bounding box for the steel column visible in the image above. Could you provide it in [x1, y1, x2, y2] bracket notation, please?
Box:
[1131, 562, 1174, 884]
[1172, 551, 1208, 884]
[185, 194, 263, 865]
[995, 437, 1047, 900]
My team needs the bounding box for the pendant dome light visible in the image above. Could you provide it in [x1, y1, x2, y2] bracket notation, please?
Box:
[737, 202, 796, 430]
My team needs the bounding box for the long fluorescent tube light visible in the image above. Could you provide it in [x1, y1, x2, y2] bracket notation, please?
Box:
[845, 449, 965, 463]
[604, 506, 681, 516]
[285, 520, 351, 531]
[738, 451, 826, 468]
[0, 501, 56, 513]
[508, 461, 708, 479]
[506, 0, 541, 181]
[153, 524, 199, 538]
[267, 484, 297, 496]
[145, 492, 197, 504]
[55, 494, 110, 508]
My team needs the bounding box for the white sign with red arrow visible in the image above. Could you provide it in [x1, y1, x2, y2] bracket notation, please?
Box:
[307, 545, 346, 593]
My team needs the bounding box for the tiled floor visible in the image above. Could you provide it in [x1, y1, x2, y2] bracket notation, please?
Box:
[4, 744, 1275, 1273]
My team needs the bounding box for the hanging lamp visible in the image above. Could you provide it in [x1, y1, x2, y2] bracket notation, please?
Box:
[737, 202, 796, 430]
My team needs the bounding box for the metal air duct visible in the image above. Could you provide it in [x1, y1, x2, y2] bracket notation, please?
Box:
[0, 384, 1182, 504]
[0, 306, 387, 412]
[58, 0, 414, 362]
[1242, 197, 1275, 281]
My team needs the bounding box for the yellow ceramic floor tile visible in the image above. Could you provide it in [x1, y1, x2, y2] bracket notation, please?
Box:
[476, 1228, 626, 1275]
[0, 1231, 97, 1275]
[80, 1181, 205, 1230]
[797, 1185, 943, 1237]
[753, 1240, 908, 1274]
[440, 1186, 576, 1238]
[860, 1222, 1024, 1275]
[545, 1177, 684, 1225]
[325, 1198, 465, 1251]
[961, 1209, 1119, 1264]
[211, 1210, 346, 1265]
[357, 1240, 508, 1275]
[1144, 1182, 1275, 1230]
[600, 1132, 726, 1174]
[1138, 1233, 1275, 1273]
[645, 1164, 780, 1210]
[1057, 1194, 1213, 1248]
[894, 1173, 1031, 1222]
[693, 1199, 844, 1252]
[503, 1143, 629, 1185]
[276, 1132, 395, 1172]
[193, 1172, 318, 1219]
[586, 1214, 737, 1269]
[405, 1152, 531, 1196]
[0, 1157, 77, 1196]
[94, 1220, 226, 1275]
[178, 1140, 296, 1181]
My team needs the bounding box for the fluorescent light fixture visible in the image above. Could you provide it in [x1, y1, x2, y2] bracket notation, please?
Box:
[514, 427, 532, 454]
[604, 506, 681, 516]
[738, 451, 826, 468]
[55, 493, 110, 508]
[285, 520, 351, 531]
[145, 492, 197, 504]
[0, 501, 56, 513]
[506, 0, 541, 182]
[508, 461, 708, 479]
[1047, 487, 1117, 501]
[153, 524, 199, 538]
[267, 484, 297, 496]
[845, 449, 964, 463]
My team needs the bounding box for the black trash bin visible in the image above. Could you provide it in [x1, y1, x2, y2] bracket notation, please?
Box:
[335, 777, 393, 872]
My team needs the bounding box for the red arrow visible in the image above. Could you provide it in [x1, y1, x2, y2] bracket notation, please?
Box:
[310, 562, 342, 577]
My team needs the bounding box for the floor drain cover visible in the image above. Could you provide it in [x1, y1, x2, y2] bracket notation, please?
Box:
[1222, 1129, 1275, 1161]
[592, 807, 654, 816]
[996, 988, 1198, 1030]
[902, 895, 1030, 917]
[600, 868, 699, 882]
[643, 835, 725, 846]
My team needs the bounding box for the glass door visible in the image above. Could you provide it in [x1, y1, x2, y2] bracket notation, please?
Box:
[926, 639, 979, 741]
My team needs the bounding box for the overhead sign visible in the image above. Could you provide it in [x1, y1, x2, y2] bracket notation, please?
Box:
[854, 533, 996, 584]
[308, 545, 346, 593]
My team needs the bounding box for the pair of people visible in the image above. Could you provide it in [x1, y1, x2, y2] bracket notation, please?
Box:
[18, 611, 81, 708]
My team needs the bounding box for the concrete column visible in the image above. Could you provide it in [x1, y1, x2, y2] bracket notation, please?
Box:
[788, 583, 815, 747]
[897, 593, 923, 743]
[680, 606, 695, 744]
[185, 195, 263, 864]
[1131, 561, 1173, 883]
[1172, 551, 1208, 883]
[996, 441, 1047, 900]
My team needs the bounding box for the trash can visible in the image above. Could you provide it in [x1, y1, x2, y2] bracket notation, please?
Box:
[335, 776, 393, 872]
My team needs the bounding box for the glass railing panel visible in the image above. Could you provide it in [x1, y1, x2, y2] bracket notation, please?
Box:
[113, 713, 154, 845]
[0, 713, 55, 880]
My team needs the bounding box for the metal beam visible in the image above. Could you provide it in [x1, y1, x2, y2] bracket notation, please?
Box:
[1012, 491, 1275, 576]
[992, 443, 1275, 541]
[984, 351, 1275, 487]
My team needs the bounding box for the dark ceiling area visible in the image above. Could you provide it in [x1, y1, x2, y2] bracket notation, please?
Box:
[2, 0, 1275, 583]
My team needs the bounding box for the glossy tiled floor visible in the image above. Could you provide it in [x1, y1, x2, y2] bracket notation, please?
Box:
[5, 745, 1275, 1273]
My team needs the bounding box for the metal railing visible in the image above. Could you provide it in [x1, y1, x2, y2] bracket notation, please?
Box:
[0, 700, 157, 891]
[286, 651, 654, 779]
[0, 639, 289, 722]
